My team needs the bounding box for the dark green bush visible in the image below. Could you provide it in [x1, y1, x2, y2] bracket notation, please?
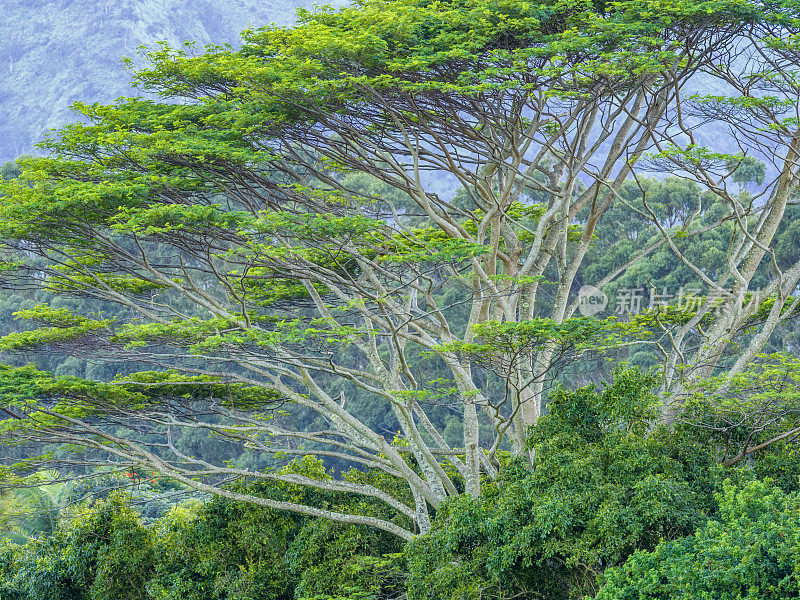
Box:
[596, 478, 800, 599]
[1, 494, 153, 600]
[407, 369, 724, 600]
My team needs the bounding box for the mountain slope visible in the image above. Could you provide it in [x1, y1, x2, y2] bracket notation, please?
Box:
[0, 0, 321, 163]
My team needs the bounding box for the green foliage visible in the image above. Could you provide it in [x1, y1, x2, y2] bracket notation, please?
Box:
[0, 471, 72, 543]
[680, 353, 800, 465]
[441, 317, 615, 357]
[596, 479, 800, 600]
[0, 363, 142, 412]
[0, 162, 21, 180]
[0, 305, 115, 352]
[288, 522, 405, 600]
[70, 496, 155, 600]
[147, 494, 302, 600]
[0, 467, 406, 600]
[178, 463, 405, 600]
[1, 1, 799, 598]
[3, 387, 800, 600]
[750, 442, 800, 495]
[0, 494, 154, 600]
[406, 368, 723, 600]
[0, 0, 787, 515]
[0, 363, 281, 422]
[726, 155, 767, 187]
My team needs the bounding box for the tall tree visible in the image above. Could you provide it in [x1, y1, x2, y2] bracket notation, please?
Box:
[626, 19, 800, 413]
[0, 0, 784, 538]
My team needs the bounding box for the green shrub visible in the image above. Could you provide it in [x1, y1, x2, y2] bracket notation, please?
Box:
[0, 494, 153, 600]
[596, 478, 800, 599]
[407, 369, 723, 600]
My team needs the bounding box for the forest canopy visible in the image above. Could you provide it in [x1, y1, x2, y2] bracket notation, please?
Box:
[0, 0, 799, 570]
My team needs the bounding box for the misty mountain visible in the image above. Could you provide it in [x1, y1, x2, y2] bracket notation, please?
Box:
[0, 0, 325, 163]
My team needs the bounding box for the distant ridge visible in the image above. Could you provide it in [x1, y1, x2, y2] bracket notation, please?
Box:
[0, 0, 327, 164]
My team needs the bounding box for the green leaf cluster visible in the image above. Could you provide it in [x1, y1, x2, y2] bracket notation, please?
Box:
[596, 478, 800, 599]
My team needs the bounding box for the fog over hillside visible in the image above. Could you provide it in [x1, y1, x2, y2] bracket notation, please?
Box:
[0, 0, 325, 163]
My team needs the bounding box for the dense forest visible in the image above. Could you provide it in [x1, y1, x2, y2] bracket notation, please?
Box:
[2, 0, 800, 598]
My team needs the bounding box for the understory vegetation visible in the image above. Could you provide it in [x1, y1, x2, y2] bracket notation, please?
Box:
[3, 371, 800, 599]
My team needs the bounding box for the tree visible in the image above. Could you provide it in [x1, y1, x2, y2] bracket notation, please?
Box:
[0, 473, 405, 600]
[680, 353, 800, 467]
[0, 470, 73, 543]
[0, 494, 153, 600]
[0, 0, 787, 538]
[618, 19, 800, 413]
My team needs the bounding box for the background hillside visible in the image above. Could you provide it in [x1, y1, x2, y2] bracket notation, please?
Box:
[0, 0, 322, 163]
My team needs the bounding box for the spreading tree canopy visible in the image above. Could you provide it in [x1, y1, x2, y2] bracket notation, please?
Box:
[0, 0, 798, 538]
